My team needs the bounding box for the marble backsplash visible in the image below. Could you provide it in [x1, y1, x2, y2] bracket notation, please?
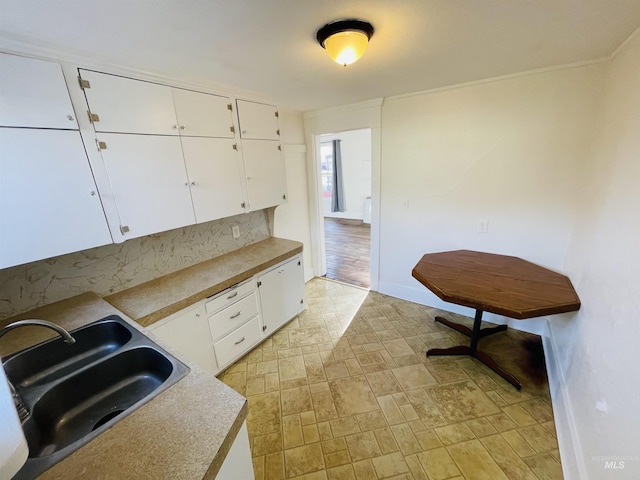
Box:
[0, 210, 270, 321]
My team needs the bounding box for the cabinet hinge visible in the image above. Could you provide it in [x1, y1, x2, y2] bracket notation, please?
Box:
[241, 201, 246, 209]
[119, 225, 130, 234]
[277, 145, 282, 151]
[274, 111, 279, 118]
[276, 129, 280, 136]
[227, 103, 233, 111]
[233, 143, 238, 150]
[88, 111, 100, 123]
[230, 125, 235, 133]
[257, 281, 262, 288]
[78, 77, 91, 89]
[262, 325, 267, 332]
[96, 140, 107, 151]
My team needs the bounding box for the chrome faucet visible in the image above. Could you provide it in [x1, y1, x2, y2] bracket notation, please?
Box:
[0, 319, 76, 344]
[1, 319, 76, 422]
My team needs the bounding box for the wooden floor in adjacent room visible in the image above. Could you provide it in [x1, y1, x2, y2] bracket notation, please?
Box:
[324, 218, 371, 289]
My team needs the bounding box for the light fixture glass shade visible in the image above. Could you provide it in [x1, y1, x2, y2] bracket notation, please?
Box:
[323, 31, 369, 66]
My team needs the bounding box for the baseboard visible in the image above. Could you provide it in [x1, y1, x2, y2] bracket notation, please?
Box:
[542, 321, 587, 480]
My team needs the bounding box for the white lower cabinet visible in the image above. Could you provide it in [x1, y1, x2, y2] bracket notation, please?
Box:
[148, 303, 218, 376]
[258, 255, 306, 336]
[216, 422, 254, 480]
[147, 254, 305, 377]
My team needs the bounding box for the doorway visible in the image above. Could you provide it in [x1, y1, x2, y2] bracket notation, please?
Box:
[317, 129, 372, 288]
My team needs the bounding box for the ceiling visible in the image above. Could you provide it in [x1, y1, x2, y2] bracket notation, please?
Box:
[1, 0, 640, 111]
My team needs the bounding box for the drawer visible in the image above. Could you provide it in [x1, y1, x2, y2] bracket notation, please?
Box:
[214, 316, 261, 368]
[209, 293, 259, 341]
[205, 279, 254, 315]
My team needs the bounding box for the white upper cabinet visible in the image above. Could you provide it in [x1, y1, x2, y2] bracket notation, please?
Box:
[236, 100, 280, 140]
[242, 140, 287, 211]
[79, 70, 235, 138]
[0, 128, 111, 268]
[79, 70, 178, 135]
[181, 137, 246, 223]
[0, 53, 78, 129]
[97, 133, 196, 240]
[172, 89, 234, 138]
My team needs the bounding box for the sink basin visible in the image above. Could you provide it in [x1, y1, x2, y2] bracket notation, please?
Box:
[3, 319, 132, 388]
[4, 315, 189, 480]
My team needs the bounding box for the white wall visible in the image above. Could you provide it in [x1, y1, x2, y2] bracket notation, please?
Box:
[321, 129, 372, 220]
[273, 108, 314, 280]
[378, 64, 606, 332]
[555, 31, 640, 480]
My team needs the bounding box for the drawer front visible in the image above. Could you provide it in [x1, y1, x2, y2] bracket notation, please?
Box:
[209, 293, 259, 341]
[214, 316, 261, 368]
[205, 279, 254, 315]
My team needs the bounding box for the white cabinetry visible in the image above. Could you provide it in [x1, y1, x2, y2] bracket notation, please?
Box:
[172, 88, 234, 138]
[206, 279, 260, 368]
[146, 254, 305, 376]
[0, 54, 111, 269]
[79, 70, 236, 138]
[242, 140, 287, 211]
[216, 422, 255, 480]
[181, 137, 245, 223]
[236, 100, 279, 140]
[149, 303, 218, 375]
[236, 99, 287, 210]
[258, 255, 306, 336]
[79, 70, 177, 135]
[0, 53, 78, 129]
[97, 134, 196, 239]
[80, 70, 245, 240]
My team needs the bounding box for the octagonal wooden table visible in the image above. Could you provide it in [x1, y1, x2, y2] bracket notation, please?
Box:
[412, 250, 580, 390]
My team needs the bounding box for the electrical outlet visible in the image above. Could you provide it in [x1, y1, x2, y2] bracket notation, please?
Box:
[402, 199, 409, 211]
[478, 220, 489, 233]
[232, 225, 240, 238]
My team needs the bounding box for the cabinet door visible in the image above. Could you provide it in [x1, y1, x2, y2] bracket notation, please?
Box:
[236, 100, 279, 140]
[79, 70, 178, 135]
[97, 133, 195, 240]
[150, 305, 218, 376]
[257, 256, 305, 335]
[0, 128, 111, 268]
[172, 89, 234, 138]
[281, 257, 306, 320]
[0, 53, 78, 129]
[257, 265, 284, 336]
[180, 137, 246, 223]
[242, 139, 287, 211]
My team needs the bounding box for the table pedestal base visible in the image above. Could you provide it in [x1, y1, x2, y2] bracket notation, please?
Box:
[426, 310, 522, 390]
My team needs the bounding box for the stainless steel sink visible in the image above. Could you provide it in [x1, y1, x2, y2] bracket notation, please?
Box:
[3, 319, 132, 389]
[3, 315, 189, 480]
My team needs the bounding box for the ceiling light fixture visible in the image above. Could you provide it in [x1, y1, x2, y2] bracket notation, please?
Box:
[316, 19, 374, 67]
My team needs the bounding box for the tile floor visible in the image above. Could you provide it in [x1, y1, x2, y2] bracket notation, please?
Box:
[219, 278, 563, 480]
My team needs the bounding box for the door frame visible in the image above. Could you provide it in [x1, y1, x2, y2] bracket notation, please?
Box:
[303, 99, 382, 291]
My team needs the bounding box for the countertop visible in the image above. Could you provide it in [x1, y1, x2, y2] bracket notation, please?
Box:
[0, 237, 304, 479]
[105, 237, 303, 326]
